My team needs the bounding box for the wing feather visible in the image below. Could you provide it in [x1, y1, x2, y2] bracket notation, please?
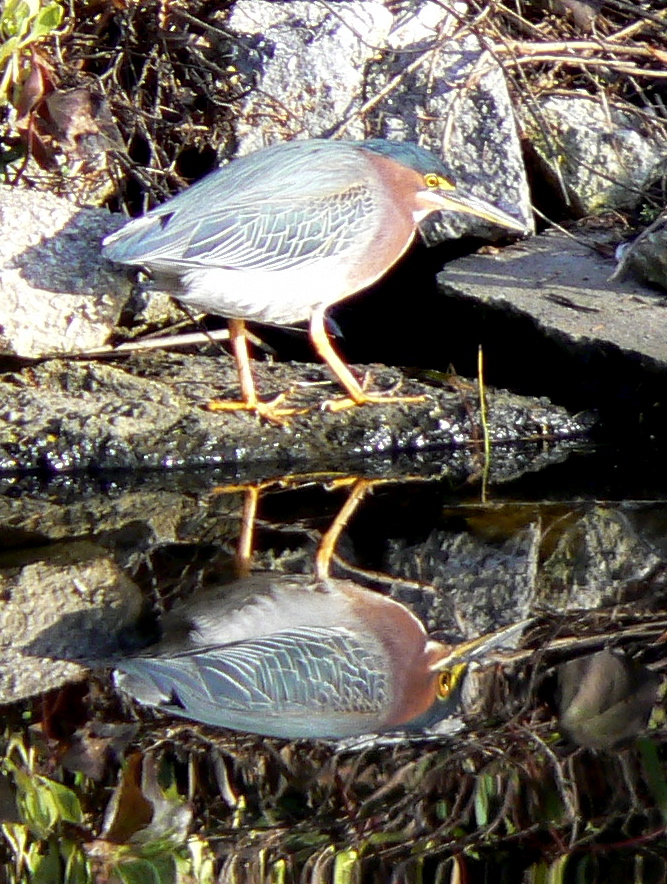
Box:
[103, 141, 380, 276]
[115, 625, 391, 738]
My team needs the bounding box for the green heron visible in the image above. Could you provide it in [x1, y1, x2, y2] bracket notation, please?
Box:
[103, 139, 524, 421]
[114, 480, 528, 739]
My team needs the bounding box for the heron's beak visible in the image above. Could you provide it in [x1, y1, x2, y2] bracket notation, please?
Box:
[429, 619, 532, 671]
[419, 187, 526, 232]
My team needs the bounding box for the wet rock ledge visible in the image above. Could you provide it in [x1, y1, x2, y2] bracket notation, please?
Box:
[0, 351, 590, 477]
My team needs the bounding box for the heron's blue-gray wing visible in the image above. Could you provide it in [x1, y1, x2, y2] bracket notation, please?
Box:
[102, 142, 378, 274]
[114, 626, 391, 739]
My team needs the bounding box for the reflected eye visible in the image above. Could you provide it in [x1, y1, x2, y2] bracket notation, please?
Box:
[438, 670, 453, 698]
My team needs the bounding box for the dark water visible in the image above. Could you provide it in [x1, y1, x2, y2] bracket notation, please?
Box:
[1, 437, 667, 882]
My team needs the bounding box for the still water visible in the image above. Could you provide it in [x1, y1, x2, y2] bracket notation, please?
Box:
[0, 442, 666, 882]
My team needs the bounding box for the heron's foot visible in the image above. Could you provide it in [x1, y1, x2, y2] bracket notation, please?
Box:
[323, 392, 426, 413]
[206, 390, 309, 424]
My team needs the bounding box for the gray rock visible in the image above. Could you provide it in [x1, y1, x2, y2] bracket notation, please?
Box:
[386, 521, 539, 636]
[0, 186, 130, 358]
[368, 31, 533, 242]
[385, 502, 667, 636]
[229, 0, 392, 146]
[0, 540, 143, 703]
[525, 94, 667, 214]
[228, 1, 532, 239]
[0, 351, 591, 474]
[438, 228, 667, 367]
[614, 212, 667, 291]
[539, 506, 663, 610]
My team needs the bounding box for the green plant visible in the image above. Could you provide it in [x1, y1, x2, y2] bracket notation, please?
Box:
[0, 0, 64, 106]
[1, 733, 88, 883]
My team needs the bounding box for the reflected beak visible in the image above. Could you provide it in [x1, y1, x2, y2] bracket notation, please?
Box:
[430, 619, 531, 671]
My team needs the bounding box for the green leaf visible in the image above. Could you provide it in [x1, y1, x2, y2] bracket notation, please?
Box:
[333, 847, 359, 884]
[31, 838, 62, 884]
[2, 821, 28, 861]
[0, 47, 13, 75]
[474, 773, 494, 828]
[271, 858, 288, 884]
[30, 2, 63, 39]
[6, 1, 32, 40]
[12, 770, 82, 837]
[1, 0, 23, 37]
[187, 838, 214, 884]
[0, 0, 64, 106]
[639, 738, 667, 825]
[20, 778, 60, 837]
[61, 836, 90, 884]
[42, 778, 83, 825]
[115, 858, 164, 884]
[574, 854, 594, 884]
[547, 854, 568, 884]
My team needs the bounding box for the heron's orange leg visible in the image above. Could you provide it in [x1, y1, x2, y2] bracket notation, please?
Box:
[235, 485, 259, 577]
[207, 319, 308, 423]
[215, 476, 363, 581]
[207, 482, 262, 576]
[229, 317, 258, 407]
[214, 475, 345, 575]
[315, 478, 375, 580]
[309, 308, 425, 412]
[220, 475, 398, 581]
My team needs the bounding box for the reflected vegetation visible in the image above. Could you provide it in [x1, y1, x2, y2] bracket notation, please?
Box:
[1, 462, 667, 881]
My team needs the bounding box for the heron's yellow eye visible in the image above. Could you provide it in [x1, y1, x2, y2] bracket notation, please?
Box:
[438, 670, 453, 698]
[424, 172, 455, 191]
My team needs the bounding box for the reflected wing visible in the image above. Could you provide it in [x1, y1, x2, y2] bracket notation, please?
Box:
[115, 626, 390, 740]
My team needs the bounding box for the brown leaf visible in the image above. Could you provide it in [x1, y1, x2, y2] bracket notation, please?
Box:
[557, 649, 661, 750]
[101, 753, 154, 844]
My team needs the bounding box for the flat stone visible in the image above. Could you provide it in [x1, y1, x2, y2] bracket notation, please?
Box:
[438, 229, 667, 367]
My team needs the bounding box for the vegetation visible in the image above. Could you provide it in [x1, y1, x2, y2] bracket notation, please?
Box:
[0, 0, 63, 106]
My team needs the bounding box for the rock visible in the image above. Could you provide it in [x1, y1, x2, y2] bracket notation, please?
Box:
[368, 31, 533, 243]
[386, 501, 667, 633]
[438, 228, 667, 368]
[525, 94, 667, 214]
[0, 540, 143, 703]
[614, 212, 667, 291]
[228, 0, 392, 146]
[0, 186, 189, 359]
[0, 186, 130, 358]
[0, 351, 591, 474]
[228, 0, 532, 239]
